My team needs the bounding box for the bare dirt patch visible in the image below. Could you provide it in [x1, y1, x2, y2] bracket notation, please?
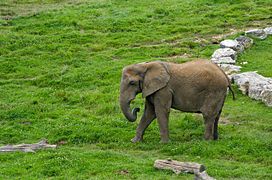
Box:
[211, 28, 242, 43]
[219, 117, 241, 125]
[0, 0, 89, 20]
[117, 169, 130, 175]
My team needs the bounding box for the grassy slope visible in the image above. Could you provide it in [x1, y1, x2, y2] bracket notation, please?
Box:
[0, 0, 272, 179]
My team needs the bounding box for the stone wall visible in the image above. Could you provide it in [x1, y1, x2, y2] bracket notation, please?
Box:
[211, 27, 272, 107]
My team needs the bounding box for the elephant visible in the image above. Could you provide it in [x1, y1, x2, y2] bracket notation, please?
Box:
[119, 60, 234, 143]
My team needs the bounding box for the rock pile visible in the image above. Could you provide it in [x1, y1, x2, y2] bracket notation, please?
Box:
[245, 29, 267, 40]
[211, 48, 237, 65]
[211, 36, 253, 76]
[264, 27, 272, 35]
[232, 72, 272, 107]
[211, 26, 272, 107]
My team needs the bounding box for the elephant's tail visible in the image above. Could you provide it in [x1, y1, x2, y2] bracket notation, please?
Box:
[228, 85, 235, 100]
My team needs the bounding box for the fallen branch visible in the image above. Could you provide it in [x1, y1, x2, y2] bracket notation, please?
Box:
[0, 140, 57, 153]
[154, 159, 215, 180]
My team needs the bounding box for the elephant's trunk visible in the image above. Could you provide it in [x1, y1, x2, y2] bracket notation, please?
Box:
[120, 97, 140, 122]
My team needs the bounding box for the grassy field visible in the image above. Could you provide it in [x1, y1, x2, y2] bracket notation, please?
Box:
[0, 0, 272, 179]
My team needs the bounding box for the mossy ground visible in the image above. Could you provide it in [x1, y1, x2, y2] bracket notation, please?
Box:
[0, 0, 271, 179]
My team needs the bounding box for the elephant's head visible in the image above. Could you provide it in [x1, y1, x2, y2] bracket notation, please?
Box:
[119, 61, 170, 122]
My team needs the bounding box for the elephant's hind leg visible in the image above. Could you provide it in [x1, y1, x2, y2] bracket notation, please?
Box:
[202, 113, 216, 140]
[203, 109, 222, 140]
[213, 109, 222, 140]
[201, 92, 226, 140]
[131, 100, 156, 143]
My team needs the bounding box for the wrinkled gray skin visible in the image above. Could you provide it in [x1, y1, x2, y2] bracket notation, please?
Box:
[120, 60, 234, 143]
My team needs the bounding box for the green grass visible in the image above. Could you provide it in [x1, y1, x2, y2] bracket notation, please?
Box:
[238, 37, 272, 77]
[0, 0, 272, 179]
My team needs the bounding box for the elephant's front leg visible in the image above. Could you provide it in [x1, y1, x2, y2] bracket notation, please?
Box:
[154, 89, 172, 143]
[131, 100, 156, 143]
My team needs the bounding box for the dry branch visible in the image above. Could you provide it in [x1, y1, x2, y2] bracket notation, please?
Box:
[154, 159, 215, 180]
[0, 140, 57, 153]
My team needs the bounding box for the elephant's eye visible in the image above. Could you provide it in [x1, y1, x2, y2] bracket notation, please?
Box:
[129, 80, 136, 85]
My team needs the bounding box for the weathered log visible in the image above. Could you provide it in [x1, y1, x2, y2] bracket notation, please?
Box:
[154, 159, 205, 174]
[0, 140, 57, 153]
[154, 159, 215, 180]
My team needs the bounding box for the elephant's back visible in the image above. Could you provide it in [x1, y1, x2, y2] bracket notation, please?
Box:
[169, 60, 229, 89]
[176, 60, 222, 72]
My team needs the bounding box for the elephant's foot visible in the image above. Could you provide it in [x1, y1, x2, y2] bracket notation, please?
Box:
[131, 136, 143, 143]
[204, 134, 214, 140]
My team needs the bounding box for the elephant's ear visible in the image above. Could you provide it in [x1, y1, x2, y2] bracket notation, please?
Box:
[142, 62, 170, 98]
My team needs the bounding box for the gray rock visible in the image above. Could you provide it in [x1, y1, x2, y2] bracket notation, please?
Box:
[264, 27, 272, 35]
[261, 86, 272, 107]
[220, 39, 244, 52]
[235, 36, 253, 49]
[211, 57, 236, 64]
[248, 84, 265, 100]
[211, 48, 237, 65]
[211, 48, 237, 61]
[233, 72, 270, 91]
[232, 72, 272, 107]
[218, 64, 241, 75]
[220, 39, 238, 48]
[245, 29, 267, 40]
